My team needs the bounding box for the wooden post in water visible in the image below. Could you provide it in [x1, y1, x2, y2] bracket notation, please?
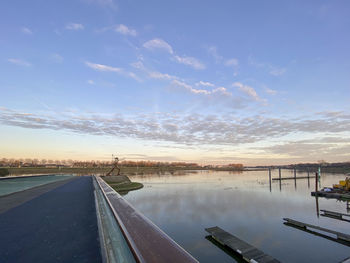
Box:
[315, 172, 318, 193]
[269, 168, 271, 192]
[279, 168, 281, 180]
[279, 168, 282, 191]
[294, 167, 296, 180]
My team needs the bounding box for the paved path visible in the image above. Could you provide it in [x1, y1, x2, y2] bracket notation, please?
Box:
[0, 176, 102, 263]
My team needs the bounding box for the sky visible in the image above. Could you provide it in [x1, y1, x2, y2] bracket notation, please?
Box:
[1, 0, 350, 165]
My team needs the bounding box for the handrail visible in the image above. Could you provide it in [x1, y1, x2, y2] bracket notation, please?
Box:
[94, 175, 198, 263]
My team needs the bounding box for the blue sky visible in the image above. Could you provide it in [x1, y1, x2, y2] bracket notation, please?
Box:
[1, 0, 350, 165]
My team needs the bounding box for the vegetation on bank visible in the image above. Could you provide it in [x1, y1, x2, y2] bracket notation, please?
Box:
[109, 182, 144, 194]
[0, 168, 10, 176]
[4, 164, 245, 176]
[101, 175, 143, 194]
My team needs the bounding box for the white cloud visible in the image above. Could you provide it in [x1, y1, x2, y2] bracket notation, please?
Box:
[85, 61, 141, 81]
[87, 80, 95, 85]
[131, 61, 177, 81]
[173, 55, 205, 70]
[225, 58, 239, 67]
[269, 68, 286, 76]
[65, 23, 84, 30]
[172, 80, 232, 97]
[21, 27, 32, 34]
[148, 71, 176, 80]
[233, 82, 260, 101]
[85, 61, 122, 72]
[114, 24, 137, 36]
[172, 80, 210, 95]
[51, 53, 63, 63]
[143, 38, 205, 70]
[130, 61, 145, 70]
[212, 87, 231, 96]
[265, 87, 277, 95]
[8, 58, 31, 67]
[196, 81, 215, 87]
[143, 38, 173, 54]
[207, 46, 223, 63]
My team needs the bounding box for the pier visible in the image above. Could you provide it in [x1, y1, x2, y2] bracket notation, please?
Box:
[272, 176, 315, 181]
[311, 191, 350, 201]
[0, 174, 198, 263]
[320, 210, 350, 222]
[283, 218, 350, 243]
[205, 226, 280, 263]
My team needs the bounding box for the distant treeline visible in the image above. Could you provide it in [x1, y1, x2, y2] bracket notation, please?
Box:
[0, 158, 244, 170]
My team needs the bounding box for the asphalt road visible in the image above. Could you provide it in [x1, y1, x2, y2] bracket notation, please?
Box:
[0, 176, 102, 263]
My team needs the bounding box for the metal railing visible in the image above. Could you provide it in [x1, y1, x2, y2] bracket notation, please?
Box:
[94, 175, 198, 263]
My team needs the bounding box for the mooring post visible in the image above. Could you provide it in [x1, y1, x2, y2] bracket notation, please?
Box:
[279, 168, 281, 180]
[294, 167, 296, 180]
[315, 172, 318, 193]
[269, 167, 272, 192]
[279, 167, 282, 191]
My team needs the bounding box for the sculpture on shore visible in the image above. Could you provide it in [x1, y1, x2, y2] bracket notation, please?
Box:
[106, 156, 121, 176]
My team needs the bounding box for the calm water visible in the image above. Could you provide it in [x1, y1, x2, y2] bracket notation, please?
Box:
[124, 170, 350, 263]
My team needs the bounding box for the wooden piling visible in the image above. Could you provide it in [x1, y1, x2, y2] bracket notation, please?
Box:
[279, 168, 281, 180]
[279, 168, 281, 191]
[269, 168, 271, 192]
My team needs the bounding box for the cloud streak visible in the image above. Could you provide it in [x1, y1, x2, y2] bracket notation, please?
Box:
[8, 58, 31, 67]
[173, 55, 205, 70]
[114, 24, 137, 36]
[143, 38, 174, 54]
[233, 82, 261, 101]
[143, 38, 205, 70]
[85, 61, 140, 81]
[65, 23, 84, 30]
[21, 27, 32, 34]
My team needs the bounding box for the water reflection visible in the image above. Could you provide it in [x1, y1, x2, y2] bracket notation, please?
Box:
[125, 170, 350, 263]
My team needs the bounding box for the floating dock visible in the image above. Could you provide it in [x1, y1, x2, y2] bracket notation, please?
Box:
[311, 191, 350, 200]
[205, 226, 280, 263]
[320, 209, 350, 222]
[272, 176, 315, 181]
[283, 218, 350, 243]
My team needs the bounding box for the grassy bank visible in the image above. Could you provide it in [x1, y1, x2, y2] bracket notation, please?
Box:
[109, 182, 144, 193]
[101, 175, 143, 194]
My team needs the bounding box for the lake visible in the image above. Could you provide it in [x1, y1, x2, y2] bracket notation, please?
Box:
[124, 170, 350, 263]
